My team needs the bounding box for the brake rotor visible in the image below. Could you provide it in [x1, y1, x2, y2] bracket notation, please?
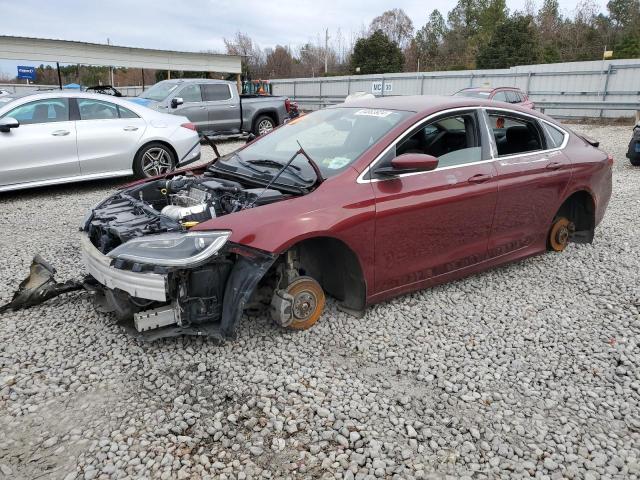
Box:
[285, 276, 326, 330]
[549, 217, 573, 252]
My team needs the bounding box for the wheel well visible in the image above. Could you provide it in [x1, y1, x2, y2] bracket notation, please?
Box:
[252, 111, 278, 131]
[134, 140, 178, 168]
[555, 190, 595, 243]
[287, 237, 367, 312]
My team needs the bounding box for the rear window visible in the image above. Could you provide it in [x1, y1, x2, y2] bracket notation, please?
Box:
[454, 90, 491, 99]
[203, 84, 232, 101]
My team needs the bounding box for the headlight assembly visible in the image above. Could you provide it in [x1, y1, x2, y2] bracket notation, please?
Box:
[107, 230, 231, 267]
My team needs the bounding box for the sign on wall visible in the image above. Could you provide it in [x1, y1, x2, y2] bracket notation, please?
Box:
[371, 81, 392, 95]
[17, 66, 36, 81]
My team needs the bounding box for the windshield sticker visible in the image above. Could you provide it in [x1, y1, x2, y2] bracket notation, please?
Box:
[354, 109, 393, 118]
[324, 157, 351, 170]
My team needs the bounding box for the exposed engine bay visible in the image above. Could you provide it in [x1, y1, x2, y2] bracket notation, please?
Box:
[87, 174, 288, 255]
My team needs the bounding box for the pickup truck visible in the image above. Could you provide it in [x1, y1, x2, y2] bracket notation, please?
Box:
[128, 79, 290, 137]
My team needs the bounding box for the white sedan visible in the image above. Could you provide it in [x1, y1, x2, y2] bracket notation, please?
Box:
[0, 91, 201, 192]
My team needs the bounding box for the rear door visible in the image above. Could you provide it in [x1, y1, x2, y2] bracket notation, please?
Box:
[171, 84, 208, 132]
[0, 97, 79, 187]
[370, 109, 498, 295]
[485, 109, 571, 257]
[202, 83, 241, 134]
[75, 98, 146, 175]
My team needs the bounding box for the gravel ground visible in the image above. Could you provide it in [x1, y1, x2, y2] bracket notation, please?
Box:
[1, 126, 639, 480]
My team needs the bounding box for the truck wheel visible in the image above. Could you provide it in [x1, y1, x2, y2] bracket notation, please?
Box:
[133, 142, 176, 179]
[254, 115, 275, 136]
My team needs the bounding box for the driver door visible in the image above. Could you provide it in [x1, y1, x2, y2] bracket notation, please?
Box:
[370, 109, 498, 296]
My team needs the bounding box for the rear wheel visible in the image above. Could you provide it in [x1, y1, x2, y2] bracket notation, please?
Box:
[548, 216, 574, 252]
[133, 142, 176, 179]
[253, 115, 275, 136]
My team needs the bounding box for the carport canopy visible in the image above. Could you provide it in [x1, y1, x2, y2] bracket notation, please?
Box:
[0, 35, 242, 74]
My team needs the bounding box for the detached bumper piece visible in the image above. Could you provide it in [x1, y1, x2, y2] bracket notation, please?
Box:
[0, 255, 85, 313]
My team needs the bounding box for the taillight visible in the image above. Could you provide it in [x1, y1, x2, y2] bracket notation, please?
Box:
[285, 98, 291, 113]
[181, 122, 197, 131]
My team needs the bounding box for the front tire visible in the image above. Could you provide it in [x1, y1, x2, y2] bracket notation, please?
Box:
[133, 142, 176, 179]
[253, 115, 275, 136]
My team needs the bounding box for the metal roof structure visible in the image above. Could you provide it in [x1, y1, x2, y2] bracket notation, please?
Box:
[0, 36, 241, 73]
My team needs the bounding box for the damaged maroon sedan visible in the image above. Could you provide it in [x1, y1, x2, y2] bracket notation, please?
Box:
[5, 95, 612, 340]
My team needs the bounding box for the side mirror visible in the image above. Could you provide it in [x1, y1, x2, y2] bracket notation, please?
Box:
[375, 153, 439, 176]
[0, 117, 19, 133]
[171, 97, 184, 109]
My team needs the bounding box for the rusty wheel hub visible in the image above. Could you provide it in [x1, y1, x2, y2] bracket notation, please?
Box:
[549, 217, 574, 252]
[285, 277, 325, 330]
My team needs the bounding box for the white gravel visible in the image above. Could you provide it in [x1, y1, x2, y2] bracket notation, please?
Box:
[1, 127, 639, 480]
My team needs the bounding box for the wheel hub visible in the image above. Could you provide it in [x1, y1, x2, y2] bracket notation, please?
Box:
[293, 291, 316, 320]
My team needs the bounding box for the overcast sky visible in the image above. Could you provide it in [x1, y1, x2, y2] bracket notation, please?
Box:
[0, 0, 607, 77]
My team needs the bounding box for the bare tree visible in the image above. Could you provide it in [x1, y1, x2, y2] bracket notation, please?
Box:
[369, 8, 415, 48]
[264, 45, 293, 78]
[223, 32, 265, 78]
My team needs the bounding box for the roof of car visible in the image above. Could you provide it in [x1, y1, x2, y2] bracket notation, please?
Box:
[334, 94, 522, 114]
[159, 78, 233, 85]
[461, 86, 521, 92]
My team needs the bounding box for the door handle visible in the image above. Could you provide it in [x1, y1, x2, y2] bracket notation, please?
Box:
[467, 173, 491, 184]
[51, 130, 70, 136]
[545, 161, 562, 170]
[123, 126, 139, 131]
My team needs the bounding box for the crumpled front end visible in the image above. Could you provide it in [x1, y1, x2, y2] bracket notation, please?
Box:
[80, 232, 276, 340]
[79, 175, 283, 340]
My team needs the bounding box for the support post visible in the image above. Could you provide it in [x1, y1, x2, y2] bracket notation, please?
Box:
[381, 78, 385, 97]
[599, 64, 613, 118]
[319, 81, 323, 108]
[56, 62, 62, 90]
[167, 70, 171, 80]
[236, 73, 242, 94]
[141, 69, 145, 91]
[525, 72, 532, 94]
[469, 73, 474, 88]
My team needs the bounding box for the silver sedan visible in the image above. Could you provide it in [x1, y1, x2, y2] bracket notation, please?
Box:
[0, 91, 201, 192]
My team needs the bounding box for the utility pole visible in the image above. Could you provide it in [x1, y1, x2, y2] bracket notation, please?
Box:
[324, 28, 329, 75]
[107, 38, 114, 85]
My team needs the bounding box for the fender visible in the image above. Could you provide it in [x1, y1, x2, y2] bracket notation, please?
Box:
[191, 168, 377, 295]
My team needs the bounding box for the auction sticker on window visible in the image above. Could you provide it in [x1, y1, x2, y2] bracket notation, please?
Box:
[354, 109, 393, 118]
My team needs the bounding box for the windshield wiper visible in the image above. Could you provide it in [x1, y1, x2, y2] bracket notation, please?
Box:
[246, 159, 312, 183]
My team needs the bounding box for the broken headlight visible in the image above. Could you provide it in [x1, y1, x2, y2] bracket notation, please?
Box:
[107, 231, 231, 267]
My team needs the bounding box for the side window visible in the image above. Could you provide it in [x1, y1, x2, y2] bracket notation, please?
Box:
[78, 99, 119, 120]
[544, 123, 566, 148]
[178, 84, 202, 103]
[488, 112, 545, 156]
[117, 105, 139, 119]
[4, 98, 69, 125]
[492, 91, 508, 102]
[203, 84, 232, 102]
[395, 112, 482, 169]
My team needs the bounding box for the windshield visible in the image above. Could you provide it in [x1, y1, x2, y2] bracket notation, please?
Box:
[140, 82, 179, 101]
[454, 90, 491, 99]
[217, 107, 411, 184]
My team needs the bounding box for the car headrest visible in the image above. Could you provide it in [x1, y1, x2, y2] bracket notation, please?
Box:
[33, 104, 50, 122]
[506, 125, 532, 144]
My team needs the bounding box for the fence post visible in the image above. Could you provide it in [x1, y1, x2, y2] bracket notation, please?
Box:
[319, 80, 323, 108]
[347, 77, 351, 96]
[526, 72, 532, 94]
[420, 75, 425, 95]
[469, 73, 474, 88]
[293, 81, 297, 101]
[599, 64, 613, 118]
[381, 77, 385, 97]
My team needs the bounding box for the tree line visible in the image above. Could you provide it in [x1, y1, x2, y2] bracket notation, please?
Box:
[234, 0, 640, 78]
